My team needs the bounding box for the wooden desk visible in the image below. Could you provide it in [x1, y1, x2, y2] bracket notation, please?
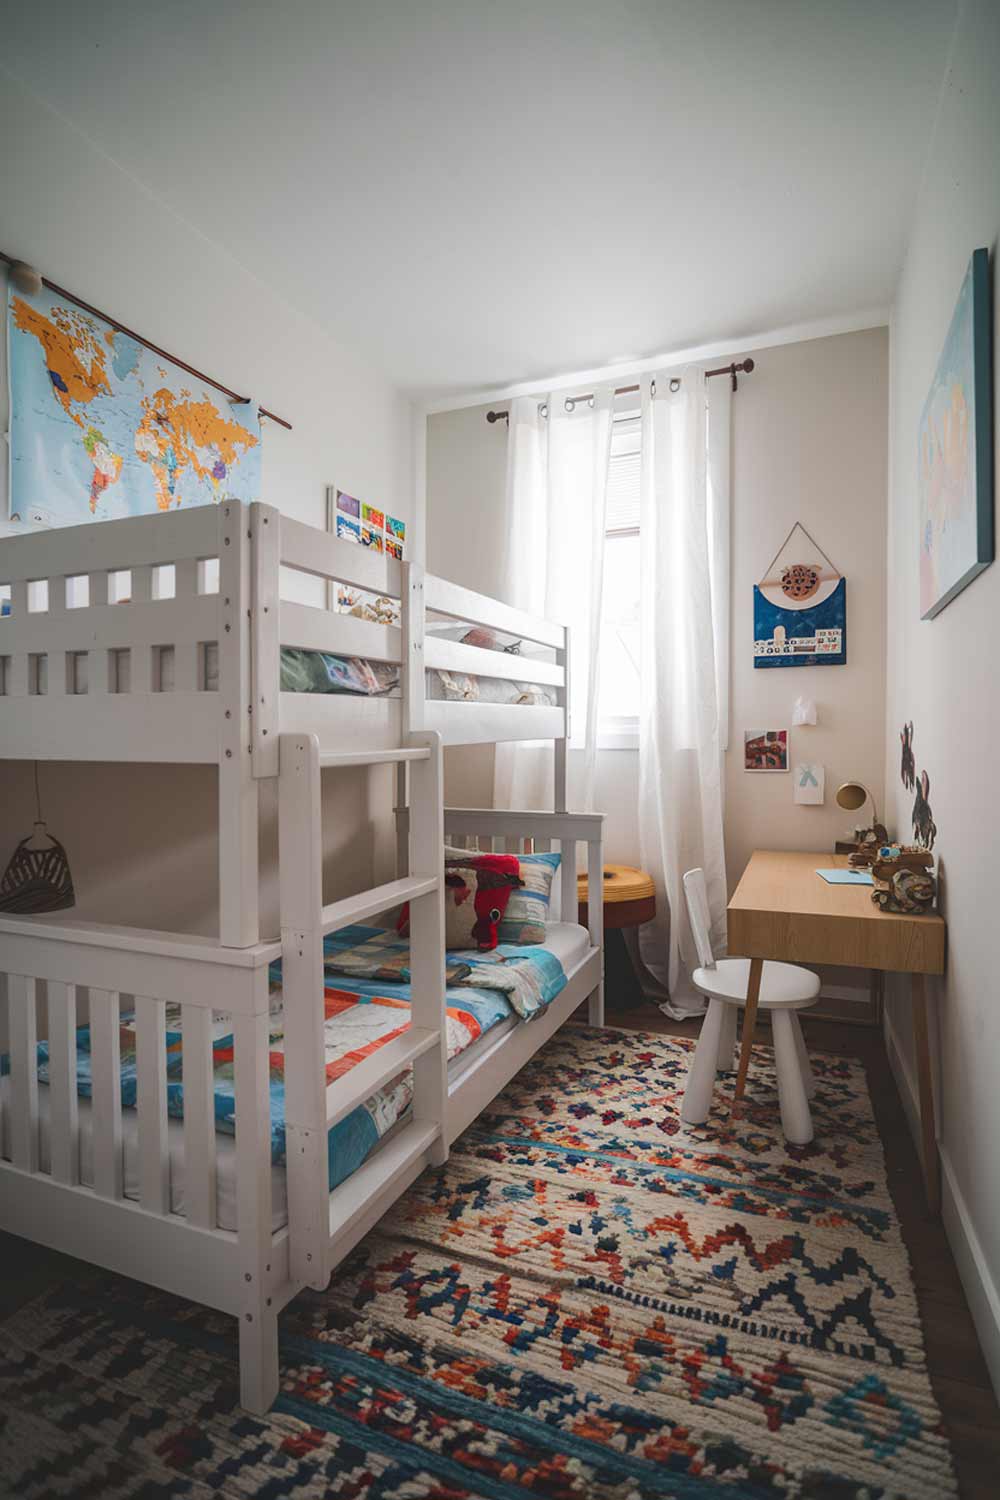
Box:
[728, 850, 946, 1212]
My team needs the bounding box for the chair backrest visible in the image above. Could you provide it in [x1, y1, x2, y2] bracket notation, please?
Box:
[682, 868, 716, 971]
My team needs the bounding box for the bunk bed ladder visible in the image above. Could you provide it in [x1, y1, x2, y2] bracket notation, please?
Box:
[278, 731, 448, 1290]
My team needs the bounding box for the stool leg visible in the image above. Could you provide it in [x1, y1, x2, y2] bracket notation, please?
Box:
[791, 1011, 815, 1099]
[717, 1002, 738, 1073]
[681, 998, 725, 1126]
[772, 1011, 814, 1145]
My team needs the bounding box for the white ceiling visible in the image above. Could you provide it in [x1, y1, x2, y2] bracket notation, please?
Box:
[4, 1, 955, 402]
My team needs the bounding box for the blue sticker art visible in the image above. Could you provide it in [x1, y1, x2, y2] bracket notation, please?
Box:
[753, 522, 846, 668]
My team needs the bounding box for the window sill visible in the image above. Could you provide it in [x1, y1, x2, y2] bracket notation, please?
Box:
[597, 724, 639, 751]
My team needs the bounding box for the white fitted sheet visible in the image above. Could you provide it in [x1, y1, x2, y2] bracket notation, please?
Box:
[1, 921, 591, 1235]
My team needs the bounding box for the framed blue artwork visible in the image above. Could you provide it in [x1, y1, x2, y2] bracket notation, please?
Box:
[919, 247, 994, 619]
[753, 523, 846, 668]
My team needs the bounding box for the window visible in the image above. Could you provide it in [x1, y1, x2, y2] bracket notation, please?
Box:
[598, 409, 640, 746]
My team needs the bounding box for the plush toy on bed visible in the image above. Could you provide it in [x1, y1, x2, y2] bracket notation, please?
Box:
[398, 851, 523, 951]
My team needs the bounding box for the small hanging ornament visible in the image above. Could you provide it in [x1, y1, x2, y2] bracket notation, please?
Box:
[0, 764, 75, 915]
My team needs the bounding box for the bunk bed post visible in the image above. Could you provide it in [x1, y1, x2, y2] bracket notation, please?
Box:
[250, 503, 281, 779]
[218, 502, 260, 947]
[408, 730, 449, 1167]
[587, 831, 605, 1025]
[234, 965, 280, 1414]
[554, 624, 570, 813]
[395, 760, 410, 877]
[277, 731, 329, 1291]
[401, 560, 427, 738]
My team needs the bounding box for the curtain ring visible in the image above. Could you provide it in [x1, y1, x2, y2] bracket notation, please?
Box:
[565, 397, 575, 412]
[669, 377, 681, 393]
[539, 402, 548, 417]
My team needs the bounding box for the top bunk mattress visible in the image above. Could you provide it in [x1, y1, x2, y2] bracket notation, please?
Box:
[279, 647, 557, 707]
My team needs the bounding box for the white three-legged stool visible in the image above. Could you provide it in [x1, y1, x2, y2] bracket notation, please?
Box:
[679, 868, 820, 1145]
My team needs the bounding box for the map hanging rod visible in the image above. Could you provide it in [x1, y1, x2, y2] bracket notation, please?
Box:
[1, 252, 292, 431]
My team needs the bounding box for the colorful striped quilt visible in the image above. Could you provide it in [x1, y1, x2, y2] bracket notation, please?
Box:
[6, 925, 568, 1193]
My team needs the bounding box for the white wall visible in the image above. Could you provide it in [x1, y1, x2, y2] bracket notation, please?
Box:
[0, 72, 415, 937]
[883, 0, 1000, 1394]
[426, 327, 888, 891]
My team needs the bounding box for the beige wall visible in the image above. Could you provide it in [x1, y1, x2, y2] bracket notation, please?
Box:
[426, 327, 889, 897]
[0, 73, 413, 939]
[883, 0, 1000, 1394]
[725, 328, 888, 886]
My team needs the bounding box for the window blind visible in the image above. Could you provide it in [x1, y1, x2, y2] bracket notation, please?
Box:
[605, 415, 640, 534]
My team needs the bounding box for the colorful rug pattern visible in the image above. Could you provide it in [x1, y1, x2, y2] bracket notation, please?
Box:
[0, 1028, 956, 1498]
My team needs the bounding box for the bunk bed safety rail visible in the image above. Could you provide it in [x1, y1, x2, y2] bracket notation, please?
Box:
[0, 919, 277, 1341]
[277, 730, 449, 1290]
[0, 504, 239, 764]
[253, 503, 404, 774]
[438, 807, 604, 1025]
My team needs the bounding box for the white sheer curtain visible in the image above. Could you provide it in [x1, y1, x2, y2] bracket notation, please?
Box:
[494, 390, 613, 811]
[638, 368, 730, 1017]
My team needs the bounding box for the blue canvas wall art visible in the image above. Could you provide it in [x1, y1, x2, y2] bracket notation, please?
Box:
[918, 248, 994, 618]
[753, 523, 846, 668]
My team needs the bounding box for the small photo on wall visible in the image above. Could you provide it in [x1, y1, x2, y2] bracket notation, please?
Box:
[385, 535, 403, 560]
[336, 514, 361, 543]
[336, 490, 361, 519]
[744, 728, 789, 772]
[361, 523, 383, 552]
[794, 762, 825, 804]
[386, 515, 405, 542]
[362, 503, 385, 530]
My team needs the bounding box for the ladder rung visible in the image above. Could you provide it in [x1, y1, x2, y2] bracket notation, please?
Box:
[320, 875, 438, 935]
[326, 1026, 440, 1129]
[319, 747, 431, 769]
[327, 1119, 440, 1237]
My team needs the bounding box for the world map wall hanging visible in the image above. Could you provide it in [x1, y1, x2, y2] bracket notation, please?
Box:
[753, 523, 846, 668]
[7, 281, 262, 527]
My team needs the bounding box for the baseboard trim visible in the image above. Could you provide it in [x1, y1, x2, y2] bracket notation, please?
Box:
[884, 1011, 1000, 1400]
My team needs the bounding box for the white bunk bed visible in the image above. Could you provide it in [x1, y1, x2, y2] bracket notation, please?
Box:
[0, 501, 604, 1412]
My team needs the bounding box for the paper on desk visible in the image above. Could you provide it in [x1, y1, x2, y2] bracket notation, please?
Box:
[816, 868, 874, 886]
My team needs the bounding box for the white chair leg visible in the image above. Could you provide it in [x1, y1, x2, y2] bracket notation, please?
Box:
[717, 1002, 738, 1074]
[772, 1010, 814, 1145]
[791, 1011, 815, 1099]
[681, 998, 725, 1125]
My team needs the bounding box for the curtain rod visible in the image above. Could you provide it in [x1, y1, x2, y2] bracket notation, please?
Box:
[485, 358, 755, 423]
[1, 251, 292, 431]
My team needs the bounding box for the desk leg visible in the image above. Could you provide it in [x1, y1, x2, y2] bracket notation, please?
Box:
[732, 957, 763, 1110]
[911, 973, 941, 1216]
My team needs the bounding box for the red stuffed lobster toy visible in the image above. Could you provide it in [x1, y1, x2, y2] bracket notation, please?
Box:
[398, 852, 523, 951]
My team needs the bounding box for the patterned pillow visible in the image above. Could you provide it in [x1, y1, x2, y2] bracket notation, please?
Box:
[399, 852, 524, 952]
[444, 847, 561, 945]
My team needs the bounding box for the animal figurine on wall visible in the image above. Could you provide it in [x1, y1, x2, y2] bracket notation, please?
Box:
[900, 722, 915, 791]
[911, 770, 937, 850]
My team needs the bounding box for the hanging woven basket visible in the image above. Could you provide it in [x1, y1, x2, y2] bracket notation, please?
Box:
[0, 823, 76, 915]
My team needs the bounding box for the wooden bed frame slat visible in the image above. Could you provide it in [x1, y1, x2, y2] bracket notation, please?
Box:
[47, 981, 80, 1187]
[8, 974, 39, 1173]
[89, 989, 124, 1201]
[135, 994, 170, 1215]
[182, 1005, 217, 1229]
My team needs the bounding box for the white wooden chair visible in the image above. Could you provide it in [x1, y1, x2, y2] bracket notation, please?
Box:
[679, 868, 820, 1144]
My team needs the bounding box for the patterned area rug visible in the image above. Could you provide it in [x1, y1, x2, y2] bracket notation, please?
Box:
[0, 1027, 957, 1498]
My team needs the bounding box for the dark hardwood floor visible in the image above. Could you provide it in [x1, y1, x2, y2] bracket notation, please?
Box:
[1, 999, 998, 1497]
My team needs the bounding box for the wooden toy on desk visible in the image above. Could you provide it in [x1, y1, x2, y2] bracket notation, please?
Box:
[870, 845, 936, 914]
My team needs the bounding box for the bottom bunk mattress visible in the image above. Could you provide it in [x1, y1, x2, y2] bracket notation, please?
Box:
[0, 921, 590, 1233]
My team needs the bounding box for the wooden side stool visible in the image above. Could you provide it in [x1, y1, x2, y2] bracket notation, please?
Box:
[578, 863, 657, 1009]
